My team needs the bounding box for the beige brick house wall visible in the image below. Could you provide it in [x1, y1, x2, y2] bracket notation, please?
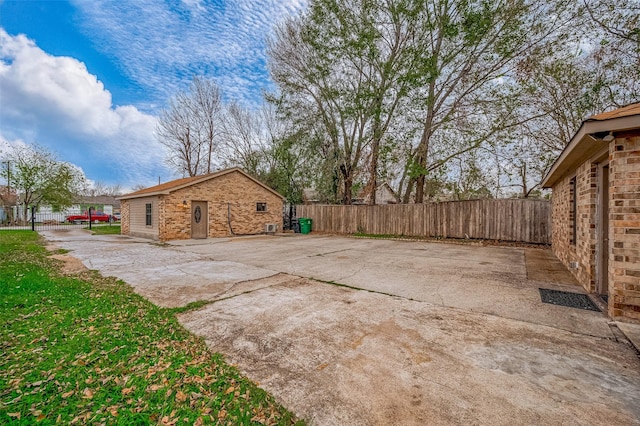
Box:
[551, 162, 598, 292]
[160, 171, 283, 241]
[121, 200, 130, 235]
[609, 133, 640, 322]
[552, 132, 640, 322]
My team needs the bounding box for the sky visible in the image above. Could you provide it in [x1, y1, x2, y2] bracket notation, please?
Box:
[0, 0, 306, 191]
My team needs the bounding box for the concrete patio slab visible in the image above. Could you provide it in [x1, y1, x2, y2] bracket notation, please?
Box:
[41, 229, 278, 307]
[617, 322, 640, 354]
[169, 234, 613, 338]
[39, 230, 640, 425]
[179, 277, 640, 425]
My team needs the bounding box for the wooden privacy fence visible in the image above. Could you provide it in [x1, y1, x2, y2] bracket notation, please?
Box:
[296, 199, 551, 244]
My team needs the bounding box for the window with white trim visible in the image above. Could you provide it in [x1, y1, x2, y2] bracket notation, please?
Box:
[145, 203, 152, 226]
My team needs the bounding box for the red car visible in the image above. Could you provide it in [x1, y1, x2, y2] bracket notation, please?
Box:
[66, 211, 113, 223]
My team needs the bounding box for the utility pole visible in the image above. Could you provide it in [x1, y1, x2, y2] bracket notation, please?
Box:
[2, 161, 10, 224]
[6, 161, 9, 199]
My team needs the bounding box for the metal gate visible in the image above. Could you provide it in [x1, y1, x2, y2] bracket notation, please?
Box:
[283, 204, 297, 231]
[0, 207, 120, 232]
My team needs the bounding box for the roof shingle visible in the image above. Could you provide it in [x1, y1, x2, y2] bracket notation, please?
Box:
[588, 102, 640, 121]
[125, 174, 210, 197]
[119, 167, 285, 200]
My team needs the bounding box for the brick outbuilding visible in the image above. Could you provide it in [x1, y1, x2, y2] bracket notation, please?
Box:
[118, 168, 284, 241]
[542, 103, 640, 323]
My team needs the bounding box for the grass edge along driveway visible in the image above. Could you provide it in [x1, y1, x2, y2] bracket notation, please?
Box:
[0, 231, 302, 425]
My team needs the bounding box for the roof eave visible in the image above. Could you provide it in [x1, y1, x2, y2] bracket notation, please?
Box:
[117, 190, 171, 201]
[117, 167, 285, 201]
[542, 114, 640, 188]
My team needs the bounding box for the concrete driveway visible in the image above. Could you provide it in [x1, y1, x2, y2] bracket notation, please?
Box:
[41, 230, 640, 425]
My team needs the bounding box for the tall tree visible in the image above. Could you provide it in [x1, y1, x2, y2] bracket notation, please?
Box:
[0, 144, 86, 221]
[404, 0, 576, 203]
[269, 0, 576, 204]
[156, 77, 222, 177]
[498, 52, 610, 197]
[584, 0, 640, 105]
[268, 0, 419, 204]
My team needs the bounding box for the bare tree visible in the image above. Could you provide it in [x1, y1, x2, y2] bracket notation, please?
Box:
[85, 181, 123, 197]
[156, 77, 223, 177]
[219, 102, 267, 176]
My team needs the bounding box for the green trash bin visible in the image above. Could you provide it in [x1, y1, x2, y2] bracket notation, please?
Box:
[299, 218, 312, 234]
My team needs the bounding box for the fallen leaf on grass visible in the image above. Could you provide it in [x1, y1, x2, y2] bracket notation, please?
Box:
[8, 413, 21, 420]
[114, 376, 129, 386]
[251, 415, 267, 424]
[62, 391, 74, 398]
[175, 390, 187, 402]
[82, 388, 93, 399]
[8, 378, 22, 387]
[224, 386, 234, 395]
[160, 415, 178, 426]
[122, 387, 134, 396]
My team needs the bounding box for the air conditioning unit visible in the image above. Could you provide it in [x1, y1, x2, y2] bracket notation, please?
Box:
[265, 223, 277, 233]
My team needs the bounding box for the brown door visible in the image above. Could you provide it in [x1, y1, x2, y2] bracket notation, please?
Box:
[597, 164, 609, 297]
[191, 201, 208, 239]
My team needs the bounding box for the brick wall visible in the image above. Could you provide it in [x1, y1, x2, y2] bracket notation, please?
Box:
[551, 161, 598, 292]
[121, 200, 129, 235]
[160, 171, 283, 241]
[552, 132, 640, 323]
[609, 133, 640, 322]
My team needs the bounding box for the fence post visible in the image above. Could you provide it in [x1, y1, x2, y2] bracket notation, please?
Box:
[31, 206, 35, 231]
[88, 207, 92, 230]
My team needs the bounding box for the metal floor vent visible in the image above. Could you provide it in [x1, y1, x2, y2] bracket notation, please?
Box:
[538, 288, 601, 312]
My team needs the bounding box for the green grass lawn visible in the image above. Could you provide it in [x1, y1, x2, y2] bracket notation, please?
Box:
[0, 231, 302, 425]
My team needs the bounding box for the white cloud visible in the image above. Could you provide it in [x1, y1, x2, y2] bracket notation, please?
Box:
[0, 1, 308, 188]
[70, 0, 307, 107]
[0, 29, 168, 187]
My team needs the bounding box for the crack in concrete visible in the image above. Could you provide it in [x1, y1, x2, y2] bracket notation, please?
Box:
[335, 261, 367, 282]
[309, 277, 619, 342]
[312, 248, 350, 257]
[213, 272, 282, 298]
[204, 275, 305, 305]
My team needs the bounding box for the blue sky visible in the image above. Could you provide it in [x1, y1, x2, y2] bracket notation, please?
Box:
[0, 0, 306, 190]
